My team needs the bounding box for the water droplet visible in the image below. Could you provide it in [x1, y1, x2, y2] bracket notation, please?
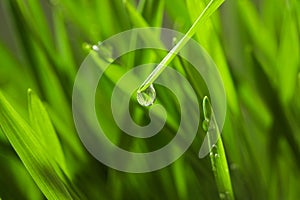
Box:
[172, 37, 178, 46]
[209, 144, 217, 157]
[92, 42, 114, 63]
[202, 118, 210, 132]
[137, 84, 156, 107]
[209, 122, 216, 131]
[82, 42, 92, 52]
[219, 192, 231, 200]
[92, 45, 99, 51]
[219, 193, 226, 199]
[225, 191, 231, 197]
[212, 165, 216, 172]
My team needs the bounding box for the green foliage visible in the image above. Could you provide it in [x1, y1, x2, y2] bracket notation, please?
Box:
[0, 0, 299, 199]
[138, 0, 225, 92]
[27, 89, 67, 174]
[203, 96, 233, 200]
[0, 91, 73, 199]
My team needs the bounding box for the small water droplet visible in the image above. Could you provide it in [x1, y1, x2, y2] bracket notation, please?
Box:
[214, 153, 220, 158]
[202, 118, 210, 132]
[137, 84, 156, 107]
[209, 121, 216, 131]
[92, 42, 114, 63]
[82, 42, 92, 52]
[225, 191, 231, 196]
[92, 45, 99, 51]
[212, 165, 216, 172]
[172, 37, 178, 46]
[219, 191, 231, 200]
[219, 193, 226, 199]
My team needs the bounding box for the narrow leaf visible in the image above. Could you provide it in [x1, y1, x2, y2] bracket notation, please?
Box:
[0, 91, 72, 200]
[186, 0, 239, 114]
[28, 89, 67, 173]
[201, 96, 234, 199]
[277, 9, 299, 105]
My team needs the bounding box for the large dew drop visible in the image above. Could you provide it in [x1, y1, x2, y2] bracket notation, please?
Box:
[137, 84, 156, 107]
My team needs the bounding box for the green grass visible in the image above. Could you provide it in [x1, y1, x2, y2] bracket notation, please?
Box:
[202, 96, 233, 200]
[138, 0, 224, 92]
[0, 0, 300, 199]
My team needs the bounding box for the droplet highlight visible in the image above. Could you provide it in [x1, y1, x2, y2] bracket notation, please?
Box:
[202, 118, 210, 132]
[214, 153, 220, 158]
[137, 84, 156, 107]
[219, 191, 231, 200]
[219, 193, 226, 199]
[92, 42, 114, 63]
[92, 45, 99, 51]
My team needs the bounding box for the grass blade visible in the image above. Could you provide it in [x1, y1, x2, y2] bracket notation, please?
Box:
[53, 7, 76, 79]
[202, 96, 234, 200]
[164, 0, 191, 30]
[138, 0, 225, 92]
[237, 0, 277, 86]
[277, 7, 299, 105]
[186, 0, 239, 115]
[28, 89, 67, 174]
[0, 91, 73, 199]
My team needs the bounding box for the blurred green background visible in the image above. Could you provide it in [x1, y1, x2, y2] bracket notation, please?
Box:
[0, 0, 300, 199]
